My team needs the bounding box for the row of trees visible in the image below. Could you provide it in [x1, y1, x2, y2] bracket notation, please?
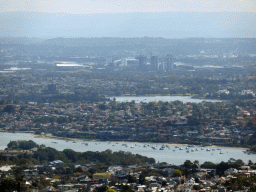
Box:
[5, 140, 155, 166]
[7, 140, 39, 150]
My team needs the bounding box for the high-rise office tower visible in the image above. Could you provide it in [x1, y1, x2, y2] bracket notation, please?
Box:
[151, 56, 158, 71]
[121, 58, 127, 67]
[136, 55, 147, 71]
[165, 54, 173, 70]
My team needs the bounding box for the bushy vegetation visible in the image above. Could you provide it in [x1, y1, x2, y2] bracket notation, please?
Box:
[33, 148, 155, 166]
[7, 140, 39, 150]
[5, 141, 155, 166]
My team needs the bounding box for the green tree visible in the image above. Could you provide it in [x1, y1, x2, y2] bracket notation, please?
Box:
[121, 185, 134, 192]
[127, 175, 137, 183]
[96, 185, 108, 192]
[106, 189, 117, 192]
[172, 169, 182, 177]
[216, 161, 229, 176]
[0, 177, 17, 191]
[3, 105, 15, 113]
[7, 141, 18, 149]
[60, 99, 67, 104]
[162, 180, 167, 186]
[139, 174, 145, 185]
[183, 160, 193, 169]
[201, 161, 216, 169]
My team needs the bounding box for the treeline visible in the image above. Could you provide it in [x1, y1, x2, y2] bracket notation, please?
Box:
[34, 148, 155, 166]
[4, 141, 155, 166]
[17, 91, 106, 103]
[7, 140, 39, 150]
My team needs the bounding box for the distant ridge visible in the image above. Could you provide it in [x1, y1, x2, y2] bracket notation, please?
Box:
[39, 37, 256, 47]
[1, 37, 255, 55]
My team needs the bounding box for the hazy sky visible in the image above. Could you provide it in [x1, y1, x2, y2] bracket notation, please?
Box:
[1, 0, 256, 14]
[1, 0, 256, 38]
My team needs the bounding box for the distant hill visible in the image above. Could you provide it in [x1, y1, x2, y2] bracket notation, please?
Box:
[39, 37, 256, 47]
[1, 36, 255, 56]
[40, 37, 187, 47]
[38, 37, 256, 56]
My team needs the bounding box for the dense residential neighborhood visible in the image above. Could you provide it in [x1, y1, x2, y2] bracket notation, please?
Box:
[0, 98, 255, 148]
[0, 37, 256, 191]
[0, 140, 256, 192]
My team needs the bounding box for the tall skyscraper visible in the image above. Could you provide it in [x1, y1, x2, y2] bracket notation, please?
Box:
[151, 56, 158, 71]
[165, 54, 173, 70]
[136, 55, 147, 71]
[121, 58, 127, 67]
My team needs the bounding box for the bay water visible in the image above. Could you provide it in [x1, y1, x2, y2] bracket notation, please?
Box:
[0, 132, 254, 165]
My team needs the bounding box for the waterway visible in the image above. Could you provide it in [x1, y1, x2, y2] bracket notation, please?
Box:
[0, 133, 254, 165]
[109, 96, 223, 103]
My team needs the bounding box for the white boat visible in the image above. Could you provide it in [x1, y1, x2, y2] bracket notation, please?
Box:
[206, 148, 211, 151]
[219, 151, 224, 154]
[179, 147, 183, 150]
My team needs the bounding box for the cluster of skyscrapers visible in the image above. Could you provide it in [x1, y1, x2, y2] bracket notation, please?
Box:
[107, 54, 174, 71]
[136, 54, 174, 71]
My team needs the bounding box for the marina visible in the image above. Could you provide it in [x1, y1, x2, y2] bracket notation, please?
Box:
[109, 96, 223, 104]
[0, 132, 255, 165]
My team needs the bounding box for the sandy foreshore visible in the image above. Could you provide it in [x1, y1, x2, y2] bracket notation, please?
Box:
[31, 133, 249, 151]
[1, 131, 250, 151]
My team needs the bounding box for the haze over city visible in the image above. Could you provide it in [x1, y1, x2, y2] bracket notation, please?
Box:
[1, 0, 256, 38]
[1, 0, 256, 191]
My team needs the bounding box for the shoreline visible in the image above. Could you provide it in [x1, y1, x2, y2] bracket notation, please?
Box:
[109, 95, 224, 103]
[12, 132, 249, 151]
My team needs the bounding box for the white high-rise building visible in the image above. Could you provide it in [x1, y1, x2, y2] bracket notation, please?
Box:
[121, 58, 127, 67]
